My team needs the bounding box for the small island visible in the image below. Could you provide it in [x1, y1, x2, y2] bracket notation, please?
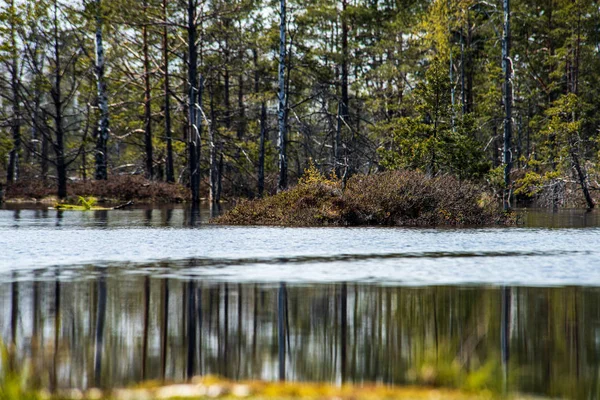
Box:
[215, 165, 511, 227]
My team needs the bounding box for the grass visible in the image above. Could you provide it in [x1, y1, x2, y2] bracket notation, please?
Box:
[52, 196, 114, 211]
[215, 167, 512, 227]
[25, 376, 543, 400]
[0, 342, 546, 400]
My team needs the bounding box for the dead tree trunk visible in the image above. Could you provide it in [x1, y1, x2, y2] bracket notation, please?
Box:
[253, 49, 266, 197]
[6, 0, 20, 184]
[94, 0, 109, 180]
[502, 0, 512, 210]
[143, 0, 153, 179]
[277, 0, 287, 192]
[187, 0, 200, 203]
[163, 0, 174, 183]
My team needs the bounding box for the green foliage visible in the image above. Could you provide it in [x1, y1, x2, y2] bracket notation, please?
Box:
[540, 94, 588, 164]
[78, 196, 97, 209]
[378, 57, 489, 180]
[0, 344, 39, 400]
[486, 166, 505, 191]
[0, 136, 12, 174]
[54, 196, 112, 211]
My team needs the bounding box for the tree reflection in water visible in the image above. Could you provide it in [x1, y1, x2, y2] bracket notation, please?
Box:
[0, 272, 598, 398]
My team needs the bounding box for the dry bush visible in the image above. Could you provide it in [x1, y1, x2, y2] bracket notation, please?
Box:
[216, 173, 343, 226]
[72, 175, 189, 203]
[5, 175, 190, 203]
[216, 170, 509, 227]
[4, 179, 56, 199]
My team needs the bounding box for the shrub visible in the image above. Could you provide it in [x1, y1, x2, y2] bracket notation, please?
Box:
[216, 167, 343, 226]
[5, 175, 190, 203]
[215, 169, 510, 227]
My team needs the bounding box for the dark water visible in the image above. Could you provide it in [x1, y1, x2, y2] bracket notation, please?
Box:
[1, 206, 600, 398]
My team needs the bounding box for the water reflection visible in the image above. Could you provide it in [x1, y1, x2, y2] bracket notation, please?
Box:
[518, 208, 600, 228]
[3, 205, 600, 229]
[0, 205, 220, 229]
[1, 273, 599, 398]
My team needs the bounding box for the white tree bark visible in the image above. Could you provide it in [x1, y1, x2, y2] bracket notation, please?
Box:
[94, 0, 109, 180]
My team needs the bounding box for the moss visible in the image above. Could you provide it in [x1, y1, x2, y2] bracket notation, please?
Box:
[215, 170, 512, 227]
[53, 196, 113, 211]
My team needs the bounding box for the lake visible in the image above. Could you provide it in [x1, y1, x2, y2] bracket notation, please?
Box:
[1, 205, 599, 398]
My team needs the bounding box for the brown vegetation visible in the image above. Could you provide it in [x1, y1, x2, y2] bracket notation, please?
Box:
[215, 168, 510, 227]
[4, 175, 190, 204]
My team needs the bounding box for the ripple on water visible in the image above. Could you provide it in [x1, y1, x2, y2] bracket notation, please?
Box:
[0, 208, 599, 286]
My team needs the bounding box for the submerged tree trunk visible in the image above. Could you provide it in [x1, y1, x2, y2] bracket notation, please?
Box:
[142, 276, 150, 380]
[143, 0, 153, 180]
[94, 0, 109, 180]
[278, 283, 286, 381]
[51, 276, 60, 391]
[186, 280, 196, 379]
[340, 283, 347, 382]
[94, 274, 107, 387]
[10, 278, 18, 348]
[500, 287, 511, 393]
[277, 0, 287, 192]
[161, 279, 169, 380]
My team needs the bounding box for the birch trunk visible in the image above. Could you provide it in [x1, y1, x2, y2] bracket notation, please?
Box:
[94, 0, 109, 180]
[209, 80, 219, 203]
[277, 0, 287, 192]
[6, 0, 20, 184]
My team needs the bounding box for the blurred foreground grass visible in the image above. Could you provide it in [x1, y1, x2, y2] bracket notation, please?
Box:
[2, 374, 546, 400]
[0, 342, 546, 400]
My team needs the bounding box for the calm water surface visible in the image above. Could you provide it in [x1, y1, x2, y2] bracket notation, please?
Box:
[1, 206, 600, 398]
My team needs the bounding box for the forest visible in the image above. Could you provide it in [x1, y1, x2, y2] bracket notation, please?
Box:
[1, 0, 599, 209]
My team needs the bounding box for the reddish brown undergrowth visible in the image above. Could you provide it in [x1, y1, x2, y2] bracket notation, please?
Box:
[4, 175, 190, 203]
[215, 168, 511, 227]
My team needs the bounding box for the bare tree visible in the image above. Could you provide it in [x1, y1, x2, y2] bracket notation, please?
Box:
[277, 0, 287, 192]
[94, 0, 109, 180]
